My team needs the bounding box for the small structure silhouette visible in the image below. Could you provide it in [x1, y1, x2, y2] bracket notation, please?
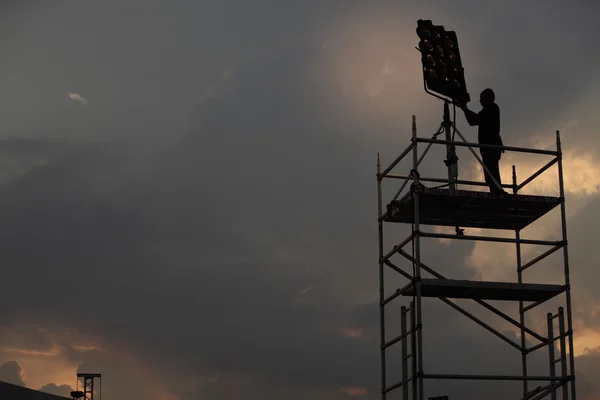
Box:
[76, 374, 101, 400]
[70, 390, 84, 400]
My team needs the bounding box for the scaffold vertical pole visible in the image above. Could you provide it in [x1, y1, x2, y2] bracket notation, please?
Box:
[443, 101, 458, 191]
[412, 115, 424, 400]
[556, 131, 576, 400]
[377, 152, 387, 400]
[513, 164, 528, 397]
[401, 305, 409, 400]
[548, 312, 557, 400]
[411, 301, 416, 400]
[559, 307, 568, 400]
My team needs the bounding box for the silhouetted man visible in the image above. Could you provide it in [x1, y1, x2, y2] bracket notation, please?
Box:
[458, 89, 506, 196]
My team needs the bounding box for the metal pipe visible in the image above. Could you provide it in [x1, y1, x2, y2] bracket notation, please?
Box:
[517, 158, 559, 191]
[398, 233, 416, 252]
[524, 384, 552, 400]
[419, 231, 562, 246]
[536, 383, 568, 400]
[415, 137, 559, 156]
[416, 142, 434, 167]
[525, 329, 572, 356]
[515, 165, 528, 397]
[412, 114, 418, 172]
[523, 299, 549, 313]
[383, 379, 412, 394]
[383, 331, 409, 350]
[377, 153, 387, 400]
[513, 165, 519, 194]
[556, 131, 576, 400]
[548, 313, 557, 400]
[382, 281, 415, 306]
[423, 373, 568, 381]
[443, 101, 458, 191]
[475, 298, 547, 344]
[381, 291, 404, 307]
[559, 307, 568, 400]
[441, 297, 523, 351]
[380, 233, 414, 264]
[411, 301, 417, 400]
[416, 124, 445, 168]
[401, 305, 409, 400]
[527, 382, 568, 400]
[520, 245, 564, 272]
[381, 235, 415, 263]
[397, 249, 442, 279]
[380, 143, 414, 179]
[552, 331, 571, 343]
[412, 115, 424, 400]
[528, 342, 549, 354]
[517, 230, 529, 393]
[378, 211, 390, 222]
[384, 261, 413, 281]
[391, 172, 413, 202]
[381, 245, 401, 263]
[383, 174, 507, 188]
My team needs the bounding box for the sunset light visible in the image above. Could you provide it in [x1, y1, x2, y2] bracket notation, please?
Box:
[0, 1, 599, 400]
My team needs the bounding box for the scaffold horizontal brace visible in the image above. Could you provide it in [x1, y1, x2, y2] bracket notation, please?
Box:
[419, 231, 562, 246]
[382, 378, 412, 394]
[423, 373, 570, 382]
[415, 137, 560, 156]
[382, 331, 410, 350]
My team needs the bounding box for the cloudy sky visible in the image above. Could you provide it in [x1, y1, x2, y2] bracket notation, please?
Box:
[0, 0, 599, 399]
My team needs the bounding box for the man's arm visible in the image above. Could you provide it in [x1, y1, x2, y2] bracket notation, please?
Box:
[461, 106, 479, 126]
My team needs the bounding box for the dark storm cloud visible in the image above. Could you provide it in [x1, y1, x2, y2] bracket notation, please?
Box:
[0, 49, 563, 399]
[0, 361, 25, 387]
[39, 383, 73, 398]
[0, 30, 479, 397]
[0, 323, 58, 355]
[467, 1, 600, 142]
[573, 347, 600, 400]
[0, 1, 598, 399]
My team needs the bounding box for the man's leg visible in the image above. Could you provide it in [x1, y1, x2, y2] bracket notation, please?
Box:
[481, 151, 503, 193]
[489, 157, 503, 193]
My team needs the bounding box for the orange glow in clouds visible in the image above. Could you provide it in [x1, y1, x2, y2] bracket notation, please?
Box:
[315, 10, 426, 122]
[341, 386, 369, 396]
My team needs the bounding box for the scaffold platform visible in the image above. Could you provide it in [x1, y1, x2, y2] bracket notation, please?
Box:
[401, 279, 566, 302]
[385, 186, 562, 230]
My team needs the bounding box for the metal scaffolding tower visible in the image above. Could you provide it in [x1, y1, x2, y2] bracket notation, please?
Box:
[376, 115, 576, 400]
[77, 373, 102, 400]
